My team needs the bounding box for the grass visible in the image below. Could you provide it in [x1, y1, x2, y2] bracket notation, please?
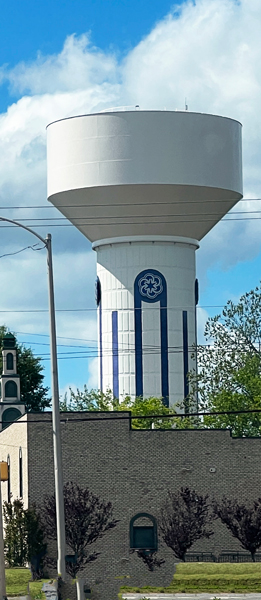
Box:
[5, 568, 50, 599]
[121, 562, 261, 593]
[7, 564, 261, 597]
[29, 579, 50, 600]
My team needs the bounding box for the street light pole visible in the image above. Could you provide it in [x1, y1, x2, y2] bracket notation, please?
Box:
[0, 218, 66, 580]
[46, 233, 66, 578]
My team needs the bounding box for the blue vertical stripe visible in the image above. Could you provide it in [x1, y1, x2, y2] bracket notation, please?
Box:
[160, 305, 169, 405]
[112, 311, 119, 399]
[99, 302, 103, 391]
[134, 270, 169, 406]
[182, 310, 189, 412]
[134, 300, 143, 397]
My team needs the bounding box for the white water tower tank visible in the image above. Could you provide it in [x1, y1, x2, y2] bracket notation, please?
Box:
[47, 110, 242, 408]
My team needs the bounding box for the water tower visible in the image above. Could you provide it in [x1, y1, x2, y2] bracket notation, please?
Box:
[46, 110, 242, 408]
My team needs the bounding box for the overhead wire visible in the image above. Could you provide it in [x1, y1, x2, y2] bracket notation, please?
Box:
[4, 210, 261, 220]
[3, 344, 258, 361]
[11, 318, 229, 342]
[0, 197, 261, 210]
[0, 204, 259, 359]
[1, 217, 261, 227]
[0, 243, 45, 259]
[0, 305, 249, 313]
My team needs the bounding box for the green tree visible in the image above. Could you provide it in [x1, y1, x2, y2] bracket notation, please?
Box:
[59, 387, 116, 412]
[60, 386, 174, 429]
[3, 498, 27, 567]
[119, 395, 175, 429]
[188, 284, 261, 436]
[3, 499, 46, 576]
[25, 504, 47, 579]
[0, 326, 50, 412]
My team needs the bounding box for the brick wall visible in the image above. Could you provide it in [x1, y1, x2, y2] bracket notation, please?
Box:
[2, 411, 261, 599]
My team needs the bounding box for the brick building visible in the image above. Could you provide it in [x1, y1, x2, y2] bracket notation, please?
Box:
[0, 411, 261, 598]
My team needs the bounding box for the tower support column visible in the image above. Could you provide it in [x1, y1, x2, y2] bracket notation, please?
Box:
[94, 236, 199, 408]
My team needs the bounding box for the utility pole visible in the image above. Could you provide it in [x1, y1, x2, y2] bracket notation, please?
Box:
[46, 234, 66, 578]
[0, 218, 66, 580]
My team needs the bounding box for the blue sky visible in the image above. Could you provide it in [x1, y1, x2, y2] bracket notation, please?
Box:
[0, 0, 180, 61]
[0, 0, 183, 113]
[0, 0, 182, 109]
[0, 0, 261, 400]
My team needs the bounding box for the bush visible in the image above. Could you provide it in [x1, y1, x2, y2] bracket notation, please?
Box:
[3, 499, 46, 578]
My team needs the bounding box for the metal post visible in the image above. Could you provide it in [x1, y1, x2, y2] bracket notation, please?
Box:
[0, 218, 66, 580]
[0, 481, 7, 600]
[76, 578, 85, 600]
[46, 233, 66, 579]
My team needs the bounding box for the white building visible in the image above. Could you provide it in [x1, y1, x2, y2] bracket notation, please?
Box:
[0, 333, 25, 431]
[46, 110, 242, 408]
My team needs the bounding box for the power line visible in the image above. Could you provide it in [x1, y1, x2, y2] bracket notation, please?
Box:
[5, 210, 261, 221]
[0, 243, 45, 259]
[2, 339, 258, 356]
[16, 331, 99, 342]
[0, 305, 248, 313]
[2, 216, 261, 228]
[36, 347, 261, 361]
[0, 198, 261, 210]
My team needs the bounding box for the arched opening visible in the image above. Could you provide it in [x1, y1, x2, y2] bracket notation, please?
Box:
[6, 353, 14, 370]
[5, 380, 17, 398]
[2, 407, 21, 430]
[130, 513, 158, 553]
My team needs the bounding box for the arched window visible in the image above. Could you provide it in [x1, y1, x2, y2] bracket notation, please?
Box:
[130, 513, 158, 553]
[7, 454, 11, 502]
[5, 380, 17, 398]
[19, 447, 23, 498]
[2, 407, 21, 430]
[6, 353, 14, 370]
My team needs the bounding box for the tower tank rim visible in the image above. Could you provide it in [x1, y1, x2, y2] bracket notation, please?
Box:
[46, 110, 242, 130]
[92, 235, 200, 250]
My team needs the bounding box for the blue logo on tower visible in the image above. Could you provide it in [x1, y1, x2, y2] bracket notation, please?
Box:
[138, 272, 163, 300]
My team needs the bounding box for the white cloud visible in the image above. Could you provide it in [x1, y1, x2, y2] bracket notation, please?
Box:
[1, 34, 118, 95]
[196, 307, 209, 345]
[123, 0, 260, 117]
[0, 248, 97, 340]
[59, 383, 82, 403]
[87, 357, 99, 389]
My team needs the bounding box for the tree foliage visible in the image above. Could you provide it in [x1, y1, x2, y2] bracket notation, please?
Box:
[60, 386, 174, 429]
[188, 284, 261, 436]
[42, 481, 118, 578]
[213, 496, 261, 561]
[26, 504, 47, 579]
[159, 487, 213, 561]
[134, 549, 165, 571]
[0, 326, 50, 412]
[3, 499, 26, 567]
[3, 498, 46, 577]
